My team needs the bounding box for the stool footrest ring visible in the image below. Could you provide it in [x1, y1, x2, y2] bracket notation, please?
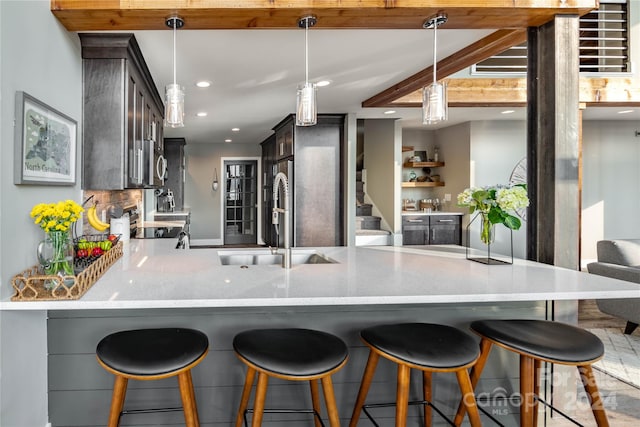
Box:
[243, 408, 325, 427]
[362, 400, 455, 427]
[122, 406, 183, 415]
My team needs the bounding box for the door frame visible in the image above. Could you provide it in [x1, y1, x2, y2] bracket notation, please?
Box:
[219, 156, 263, 245]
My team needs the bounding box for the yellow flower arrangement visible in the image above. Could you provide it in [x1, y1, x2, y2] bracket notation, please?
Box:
[30, 199, 84, 233]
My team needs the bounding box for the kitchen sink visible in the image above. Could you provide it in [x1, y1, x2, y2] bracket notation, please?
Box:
[218, 249, 336, 266]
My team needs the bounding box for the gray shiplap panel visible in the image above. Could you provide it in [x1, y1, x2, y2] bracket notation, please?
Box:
[48, 302, 543, 426]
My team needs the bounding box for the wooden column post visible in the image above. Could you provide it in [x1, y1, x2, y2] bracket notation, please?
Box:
[526, 15, 581, 270]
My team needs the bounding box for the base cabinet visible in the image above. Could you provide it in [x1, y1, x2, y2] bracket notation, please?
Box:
[402, 215, 461, 245]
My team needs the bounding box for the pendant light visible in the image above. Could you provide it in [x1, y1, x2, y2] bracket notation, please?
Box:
[212, 168, 219, 191]
[422, 13, 448, 125]
[164, 16, 185, 128]
[296, 15, 317, 126]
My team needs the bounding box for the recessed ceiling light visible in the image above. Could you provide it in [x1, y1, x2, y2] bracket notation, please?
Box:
[501, 110, 515, 114]
[224, 139, 232, 143]
[196, 112, 208, 117]
[195, 80, 211, 88]
[384, 110, 396, 115]
[617, 110, 634, 114]
[316, 80, 331, 87]
[231, 127, 240, 132]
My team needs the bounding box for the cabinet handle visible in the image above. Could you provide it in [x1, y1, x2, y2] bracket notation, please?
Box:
[407, 219, 424, 223]
[437, 219, 454, 222]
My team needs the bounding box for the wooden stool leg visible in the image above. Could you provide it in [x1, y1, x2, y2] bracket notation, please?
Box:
[396, 363, 411, 427]
[321, 375, 341, 427]
[579, 365, 610, 427]
[178, 370, 200, 427]
[235, 367, 256, 427]
[107, 375, 128, 427]
[252, 372, 269, 427]
[349, 351, 380, 427]
[454, 339, 493, 426]
[532, 359, 541, 427]
[423, 371, 433, 427]
[310, 379, 323, 427]
[456, 369, 482, 427]
[520, 355, 535, 427]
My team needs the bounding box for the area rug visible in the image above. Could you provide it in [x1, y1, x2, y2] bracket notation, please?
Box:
[588, 328, 640, 389]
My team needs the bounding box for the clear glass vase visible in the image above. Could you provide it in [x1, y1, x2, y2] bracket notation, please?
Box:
[37, 230, 74, 288]
[480, 213, 495, 245]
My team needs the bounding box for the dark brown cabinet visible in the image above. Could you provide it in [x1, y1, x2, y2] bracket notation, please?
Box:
[402, 215, 461, 245]
[261, 114, 345, 247]
[261, 134, 277, 247]
[164, 138, 186, 210]
[80, 33, 164, 190]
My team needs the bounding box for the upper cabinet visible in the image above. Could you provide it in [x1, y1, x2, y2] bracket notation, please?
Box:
[80, 34, 164, 190]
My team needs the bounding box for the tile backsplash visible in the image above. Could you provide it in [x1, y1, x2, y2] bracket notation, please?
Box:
[81, 189, 142, 235]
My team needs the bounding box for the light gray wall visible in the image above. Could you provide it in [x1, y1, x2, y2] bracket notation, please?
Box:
[469, 120, 528, 259]
[582, 120, 640, 263]
[0, 1, 83, 426]
[184, 142, 261, 241]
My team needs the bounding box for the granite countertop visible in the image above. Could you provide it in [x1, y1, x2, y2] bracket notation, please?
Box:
[2, 240, 638, 311]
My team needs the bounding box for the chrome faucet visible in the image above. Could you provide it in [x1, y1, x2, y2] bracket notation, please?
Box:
[272, 172, 292, 268]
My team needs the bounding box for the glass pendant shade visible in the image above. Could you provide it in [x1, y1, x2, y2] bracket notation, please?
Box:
[422, 81, 448, 125]
[164, 83, 185, 128]
[296, 82, 317, 126]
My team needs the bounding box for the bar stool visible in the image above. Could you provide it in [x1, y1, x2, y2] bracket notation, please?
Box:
[233, 328, 349, 427]
[96, 328, 209, 427]
[453, 319, 609, 427]
[349, 322, 483, 427]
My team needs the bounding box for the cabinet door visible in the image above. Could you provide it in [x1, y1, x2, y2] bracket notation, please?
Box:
[402, 216, 429, 245]
[275, 122, 294, 160]
[126, 73, 138, 186]
[428, 216, 461, 245]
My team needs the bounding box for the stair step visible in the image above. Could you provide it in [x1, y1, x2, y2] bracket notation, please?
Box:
[355, 229, 390, 236]
[356, 204, 372, 216]
[356, 181, 364, 193]
[355, 215, 381, 230]
[356, 170, 363, 182]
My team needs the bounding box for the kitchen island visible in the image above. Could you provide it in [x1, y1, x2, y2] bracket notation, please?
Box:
[1, 240, 638, 427]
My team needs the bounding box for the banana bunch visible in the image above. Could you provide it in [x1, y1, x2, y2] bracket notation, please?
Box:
[87, 205, 110, 232]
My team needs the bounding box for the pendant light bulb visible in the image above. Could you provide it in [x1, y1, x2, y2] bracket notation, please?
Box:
[296, 16, 317, 127]
[164, 16, 185, 128]
[422, 13, 448, 125]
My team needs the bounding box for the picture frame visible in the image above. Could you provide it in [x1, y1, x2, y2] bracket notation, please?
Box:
[14, 91, 77, 185]
[414, 150, 427, 162]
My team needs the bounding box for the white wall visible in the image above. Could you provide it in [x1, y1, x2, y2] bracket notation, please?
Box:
[582, 120, 640, 263]
[0, 1, 83, 426]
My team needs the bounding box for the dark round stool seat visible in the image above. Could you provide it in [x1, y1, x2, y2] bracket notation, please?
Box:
[471, 319, 604, 364]
[361, 323, 480, 369]
[97, 328, 209, 377]
[233, 328, 348, 377]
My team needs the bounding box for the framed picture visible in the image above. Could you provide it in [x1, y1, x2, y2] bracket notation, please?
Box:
[414, 150, 427, 162]
[14, 91, 77, 185]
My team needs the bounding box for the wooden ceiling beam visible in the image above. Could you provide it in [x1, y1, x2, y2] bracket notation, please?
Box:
[386, 77, 640, 107]
[51, 1, 597, 31]
[362, 29, 527, 108]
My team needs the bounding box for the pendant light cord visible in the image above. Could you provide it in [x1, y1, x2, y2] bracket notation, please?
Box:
[304, 18, 309, 84]
[173, 18, 177, 86]
[432, 20, 437, 85]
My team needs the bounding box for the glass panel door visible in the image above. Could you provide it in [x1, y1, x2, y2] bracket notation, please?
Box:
[224, 160, 258, 245]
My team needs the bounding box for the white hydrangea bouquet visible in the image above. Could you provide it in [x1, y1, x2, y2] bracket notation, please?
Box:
[457, 184, 529, 244]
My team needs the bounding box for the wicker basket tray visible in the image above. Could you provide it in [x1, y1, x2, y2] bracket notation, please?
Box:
[11, 241, 123, 301]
